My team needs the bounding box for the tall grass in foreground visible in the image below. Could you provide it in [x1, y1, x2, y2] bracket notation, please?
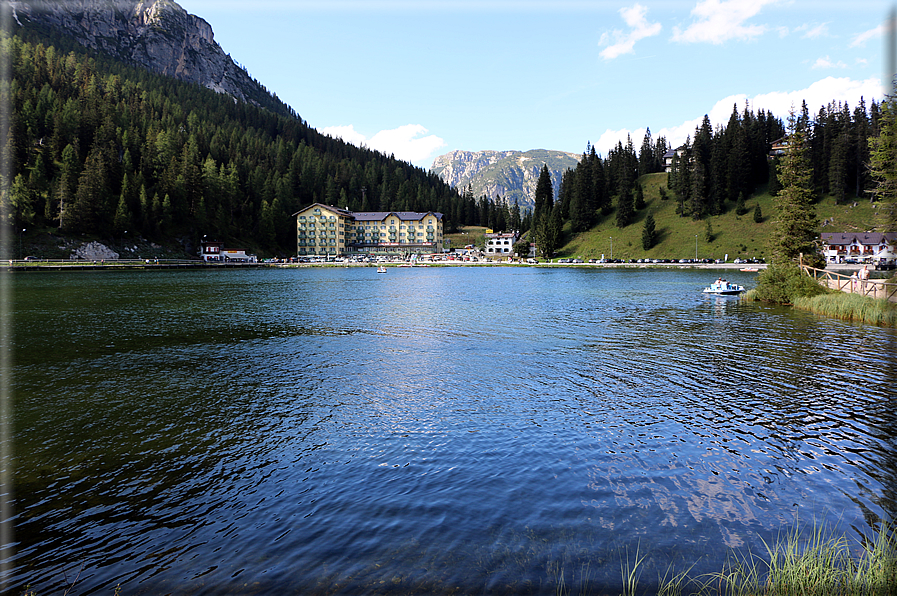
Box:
[742, 286, 897, 328]
[791, 293, 897, 327]
[653, 522, 897, 596]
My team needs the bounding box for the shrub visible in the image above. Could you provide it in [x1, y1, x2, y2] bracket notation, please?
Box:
[751, 262, 830, 304]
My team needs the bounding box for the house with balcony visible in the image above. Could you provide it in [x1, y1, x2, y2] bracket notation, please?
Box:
[820, 232, 897, 264]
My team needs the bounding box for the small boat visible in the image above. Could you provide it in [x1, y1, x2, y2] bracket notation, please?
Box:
[377, 266, 387, 273]
[740, 267, 759, 272]
[702, 279, 744, 295]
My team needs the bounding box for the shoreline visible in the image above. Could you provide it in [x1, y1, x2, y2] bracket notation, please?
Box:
[5, 259, 773, 272]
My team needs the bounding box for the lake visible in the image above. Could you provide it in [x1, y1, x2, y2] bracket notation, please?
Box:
[7, 266, 896, 594]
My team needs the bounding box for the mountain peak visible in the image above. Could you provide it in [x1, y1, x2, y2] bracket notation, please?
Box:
[14, 0, 273, 109]
[431, 149, 580, 209]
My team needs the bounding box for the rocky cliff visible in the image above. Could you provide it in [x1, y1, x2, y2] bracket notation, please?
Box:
[11, 0, 273, 108]
[431, 149, 580, 211]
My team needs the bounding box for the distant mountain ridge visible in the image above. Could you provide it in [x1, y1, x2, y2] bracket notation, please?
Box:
[431, 149, 581, 210]
[12, 0, 290, 115]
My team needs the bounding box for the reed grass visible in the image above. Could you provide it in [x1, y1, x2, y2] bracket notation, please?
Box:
[648, 521, 897, 596]
[792, 293, 897, 327]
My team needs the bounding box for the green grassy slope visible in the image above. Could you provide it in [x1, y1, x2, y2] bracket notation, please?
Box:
[558, 173, 879, 262]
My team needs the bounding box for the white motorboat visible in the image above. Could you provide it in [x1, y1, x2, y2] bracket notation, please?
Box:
[702, 279, 744, 295]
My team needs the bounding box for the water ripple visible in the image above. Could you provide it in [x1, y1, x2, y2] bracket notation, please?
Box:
[10, 267, 897, 594]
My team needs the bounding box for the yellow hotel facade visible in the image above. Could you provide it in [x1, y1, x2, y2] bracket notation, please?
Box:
[293, 203, 444, 256]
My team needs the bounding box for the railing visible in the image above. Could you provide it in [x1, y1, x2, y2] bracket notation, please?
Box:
[800, 265, 897, 302]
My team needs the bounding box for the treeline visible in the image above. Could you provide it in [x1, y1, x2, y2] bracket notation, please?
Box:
[520, 99, 884, 257]
[3, 27, 462, 254]
[667, 101, 881, 221]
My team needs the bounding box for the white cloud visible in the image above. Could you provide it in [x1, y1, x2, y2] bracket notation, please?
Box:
[797, 23, 829, 39]
[599, 3, 662, 60]
[321, 124, 446, 165]
[671, 0, 780, 44]
[812, 55, 847, 69]
[592, 76, 882, 156]
[850, 24, 885, 48]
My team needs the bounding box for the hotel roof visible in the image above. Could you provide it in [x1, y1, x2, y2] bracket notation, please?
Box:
[821, 232, 897, 246]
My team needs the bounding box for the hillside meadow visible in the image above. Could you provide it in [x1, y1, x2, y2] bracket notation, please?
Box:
[447, 173, 880, 262]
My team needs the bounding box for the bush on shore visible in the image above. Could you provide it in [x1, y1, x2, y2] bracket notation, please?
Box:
[742, 262, 830, 305]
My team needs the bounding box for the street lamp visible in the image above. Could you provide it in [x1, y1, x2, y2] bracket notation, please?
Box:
[609, 236, 613, 261]
[695, 234, 698, 261]
[20, 228, 25, 259]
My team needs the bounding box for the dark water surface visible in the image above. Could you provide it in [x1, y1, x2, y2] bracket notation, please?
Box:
[9, 267, 897, 594]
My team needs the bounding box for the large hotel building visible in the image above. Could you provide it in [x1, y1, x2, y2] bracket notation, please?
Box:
[293, 203, 444, 256]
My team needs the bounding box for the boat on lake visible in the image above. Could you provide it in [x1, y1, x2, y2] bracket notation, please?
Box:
[703, 278, 744, 295]
[377, 266, 387, 273]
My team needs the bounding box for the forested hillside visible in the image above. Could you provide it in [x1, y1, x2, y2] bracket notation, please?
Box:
[3, 26, 462, 256]
[521, 99, 883, 258]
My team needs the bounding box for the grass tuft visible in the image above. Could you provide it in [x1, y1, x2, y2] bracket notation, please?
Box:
[793, 293, 897, 327]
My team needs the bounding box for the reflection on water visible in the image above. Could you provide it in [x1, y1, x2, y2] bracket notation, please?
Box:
[9, 267, 897, 594]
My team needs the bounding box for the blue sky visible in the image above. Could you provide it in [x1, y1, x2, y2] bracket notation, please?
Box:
[177, 1, 892, 169]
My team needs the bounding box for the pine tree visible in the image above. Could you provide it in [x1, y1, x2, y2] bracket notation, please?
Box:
[638, 128, 654, 176]
[734, 192, 747, 216]
[767, 159, 782, 196]
[112, 195, 132, 235]
[534, 205, 562, 258]
[753, 203, 763, 223]
[771, 107, 823, 266]
[615, 188, 633, 228]
[10, 174, 35, 227]
[869, 96, 897, 231]
[533, 164, 553, 222]
[704, 218, 714, 242]
[633, 183, 645, 210]
[641, 212, 656, 250]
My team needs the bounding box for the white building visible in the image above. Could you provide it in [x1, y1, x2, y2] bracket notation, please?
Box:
[484, 232, 518, 257]
[820, 232, 897, 264]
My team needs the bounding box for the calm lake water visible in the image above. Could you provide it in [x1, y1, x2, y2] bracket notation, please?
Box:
[8, 266, 897, 595]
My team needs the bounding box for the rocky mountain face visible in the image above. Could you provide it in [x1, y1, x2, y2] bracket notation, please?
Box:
[431, 149, 581, 211]
[11, 0, 269, 108]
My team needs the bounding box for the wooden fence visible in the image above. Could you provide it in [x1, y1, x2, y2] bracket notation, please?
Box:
[800, 265, 897, 302]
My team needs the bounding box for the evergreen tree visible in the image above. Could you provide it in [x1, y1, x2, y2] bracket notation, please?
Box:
[869, 96, 897, 231]
[771, 107, 823, 266]
[734, 192, 747, 216]
[65, 149, 109, 233]
[510, 199, 522, 231]
[828, 126, 849, 204]
[767, 159, 782, 196]
[638, 128, 654, 176]
[704, 218, 714, 242]
[534, 207, 562, 259]
[9, 174, 36, 227]
[633, 183, 645, 211]
[533, 164, 553, 222]
[753, 203, 763, 223]
[641, 212, 656, 250]
[615, 188, 633, 228]
[112, 194, 132, 235]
